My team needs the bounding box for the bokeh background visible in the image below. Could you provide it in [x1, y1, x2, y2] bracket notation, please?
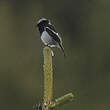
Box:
[0, 0, 110, 110]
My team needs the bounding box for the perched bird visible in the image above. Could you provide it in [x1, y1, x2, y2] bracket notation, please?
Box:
[36, 18, 65, 56]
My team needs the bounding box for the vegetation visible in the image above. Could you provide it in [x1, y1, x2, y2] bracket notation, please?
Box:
[43, 47, 74, 110]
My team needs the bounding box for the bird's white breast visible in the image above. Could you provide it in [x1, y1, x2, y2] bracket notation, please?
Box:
[41, 30, 58, 47]
[41, 31, 52, 45]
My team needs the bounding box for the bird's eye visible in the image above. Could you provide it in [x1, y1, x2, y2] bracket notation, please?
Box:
[45, 20, 49, 23]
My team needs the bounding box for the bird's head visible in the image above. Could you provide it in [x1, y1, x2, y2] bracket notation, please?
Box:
[36, 18, 50, 28]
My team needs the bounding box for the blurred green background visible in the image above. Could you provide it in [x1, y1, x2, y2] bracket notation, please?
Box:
[0, 0, 110, 110]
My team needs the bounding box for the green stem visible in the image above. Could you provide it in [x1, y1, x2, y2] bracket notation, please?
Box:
[49, 93, 74, 110]
[42, 46, 74, 110]
[43, 47, 53, 110]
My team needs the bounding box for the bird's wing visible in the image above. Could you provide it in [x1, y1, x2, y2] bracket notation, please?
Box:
[45, 27, 61, 44]
[45, 27, 65, 56]
[47, 24, 58, 33]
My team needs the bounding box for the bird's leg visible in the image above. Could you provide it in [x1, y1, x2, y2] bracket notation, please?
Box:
[45, 45, 54, 57]
[51, 50, 54, 57]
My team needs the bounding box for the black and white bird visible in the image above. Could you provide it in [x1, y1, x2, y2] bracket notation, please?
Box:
[36, 18, 65, 56]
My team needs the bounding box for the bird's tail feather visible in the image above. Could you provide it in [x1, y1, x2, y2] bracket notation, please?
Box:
[58, 43, 66, 57]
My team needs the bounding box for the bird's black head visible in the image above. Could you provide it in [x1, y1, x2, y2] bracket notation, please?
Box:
[36, 18, 50, 35]
[37, 18, 50, 28]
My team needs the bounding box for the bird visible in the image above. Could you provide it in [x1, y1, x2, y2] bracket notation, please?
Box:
[36, 18, 65, 56]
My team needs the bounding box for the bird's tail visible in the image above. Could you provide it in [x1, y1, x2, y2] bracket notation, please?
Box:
[58, 43, 66, 57]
